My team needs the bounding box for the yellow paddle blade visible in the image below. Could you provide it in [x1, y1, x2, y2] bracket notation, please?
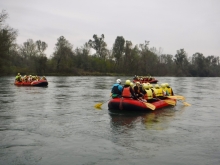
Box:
[147, 103, 156, 110]
[143, 102, 156, 110]
[175, 95, 186, 100]
[167, 95, 185, 101]
[182, 101, 191, 106]
[164, 99, 176, 106]
[94, 103, 103, 108]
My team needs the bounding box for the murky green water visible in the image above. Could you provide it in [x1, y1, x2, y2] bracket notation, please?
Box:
[0, 76, 220, 165]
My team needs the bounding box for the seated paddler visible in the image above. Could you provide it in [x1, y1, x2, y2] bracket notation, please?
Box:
[111, 79, 123, 98]
[121, 80, 137, 99]
[142, 84, 155, 103]
[15, 73, 22, 82]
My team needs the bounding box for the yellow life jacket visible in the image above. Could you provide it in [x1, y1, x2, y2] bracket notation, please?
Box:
[154, 87, 163, 97]
[166, 87, 173, 96]
[164, 87, 170, 96]
[144, 89, 153, 100]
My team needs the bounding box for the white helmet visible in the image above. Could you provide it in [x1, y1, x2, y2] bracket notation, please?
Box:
[116, 79, 121, 84]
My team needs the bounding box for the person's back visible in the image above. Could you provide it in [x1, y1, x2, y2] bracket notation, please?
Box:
[149, 84, 156, 98]
[154, 84, 164, 99]
[165, 83, 174, 96]
[28, 75, 32, 82]
[42, 76, 47, 80]
[15, 73, 22, 82]
[161, 83, 169, 96]
[23, 75, 27, 82]
[143, 84, 154, 102]
[122, 85, 131, 98]
[122, 80, 137, 99]
[111, 79, 123, 98]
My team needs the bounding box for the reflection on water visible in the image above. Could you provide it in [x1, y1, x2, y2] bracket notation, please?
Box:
[109, 107, 180, 131]
[142, 111, 173, 130]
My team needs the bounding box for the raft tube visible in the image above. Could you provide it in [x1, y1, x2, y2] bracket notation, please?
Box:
[14, 80, 48, 87]
[108, 97, 175, 113]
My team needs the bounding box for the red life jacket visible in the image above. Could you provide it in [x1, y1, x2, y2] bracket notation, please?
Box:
[122, 87, 131, 98]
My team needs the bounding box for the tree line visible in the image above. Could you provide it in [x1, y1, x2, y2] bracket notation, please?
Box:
[1, 10, 220, 77]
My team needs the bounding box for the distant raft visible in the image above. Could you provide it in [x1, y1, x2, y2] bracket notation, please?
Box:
[133, 75, 158, 84]
[133, 79, 158, 84]
[14, 79, 48, 87]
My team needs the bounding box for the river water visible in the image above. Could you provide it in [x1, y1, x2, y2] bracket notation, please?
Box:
[0, 76, 220, 165]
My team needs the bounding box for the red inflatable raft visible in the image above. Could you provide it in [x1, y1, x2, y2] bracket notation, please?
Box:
[14, 80, 48, 87]
[108, 97, 176, 113]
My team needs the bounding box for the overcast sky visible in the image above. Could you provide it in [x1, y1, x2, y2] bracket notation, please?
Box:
[1, 0, 220, 57]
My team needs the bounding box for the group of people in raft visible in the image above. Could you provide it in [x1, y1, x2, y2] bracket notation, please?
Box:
[111, 79, 174, 103]
[15, 73, 47, 82]
[133, 75, 156, 81]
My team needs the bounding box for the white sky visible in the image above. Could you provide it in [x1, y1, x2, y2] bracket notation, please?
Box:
[1, 0, 220, 57]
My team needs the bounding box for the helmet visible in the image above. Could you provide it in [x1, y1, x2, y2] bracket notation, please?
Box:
[161, 83, 166, 88]
[143, 84, 148, 89]
[165, 83, 169, 87]
[136, 81, 140, 85]
[18, 73, 20, 75]
[116, 79, 121, 84]
[130, 82, 134, 87]
[149, 84, 153, 88]
[144, 84, 150, 89]
[155, 84, 160, 88]
[125, 80, 131, 85]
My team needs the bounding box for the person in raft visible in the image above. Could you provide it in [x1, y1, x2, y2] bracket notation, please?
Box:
[15, 73, 22, 82]
[161, 83, 169, 96]
[153, 84, 164, 99]
[165, 83, 174, 96]
[130, 82, 134, 90]
[41, 76, 47, 80]
[142, 83, 156, 103]
[121, 80, 137, 99]
[133, 81, 144, 100]
[111, 79, 123, 98]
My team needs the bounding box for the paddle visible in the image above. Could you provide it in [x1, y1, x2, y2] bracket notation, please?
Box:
[167, 95, 191, 106]
[94, 99, 111, 109]
[163, 99, 176, 106]
[179, 100, 191, 106]
[167, 95, 185, 101]
[139, 99, 156, 110]
[155, 97, 176, 106]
